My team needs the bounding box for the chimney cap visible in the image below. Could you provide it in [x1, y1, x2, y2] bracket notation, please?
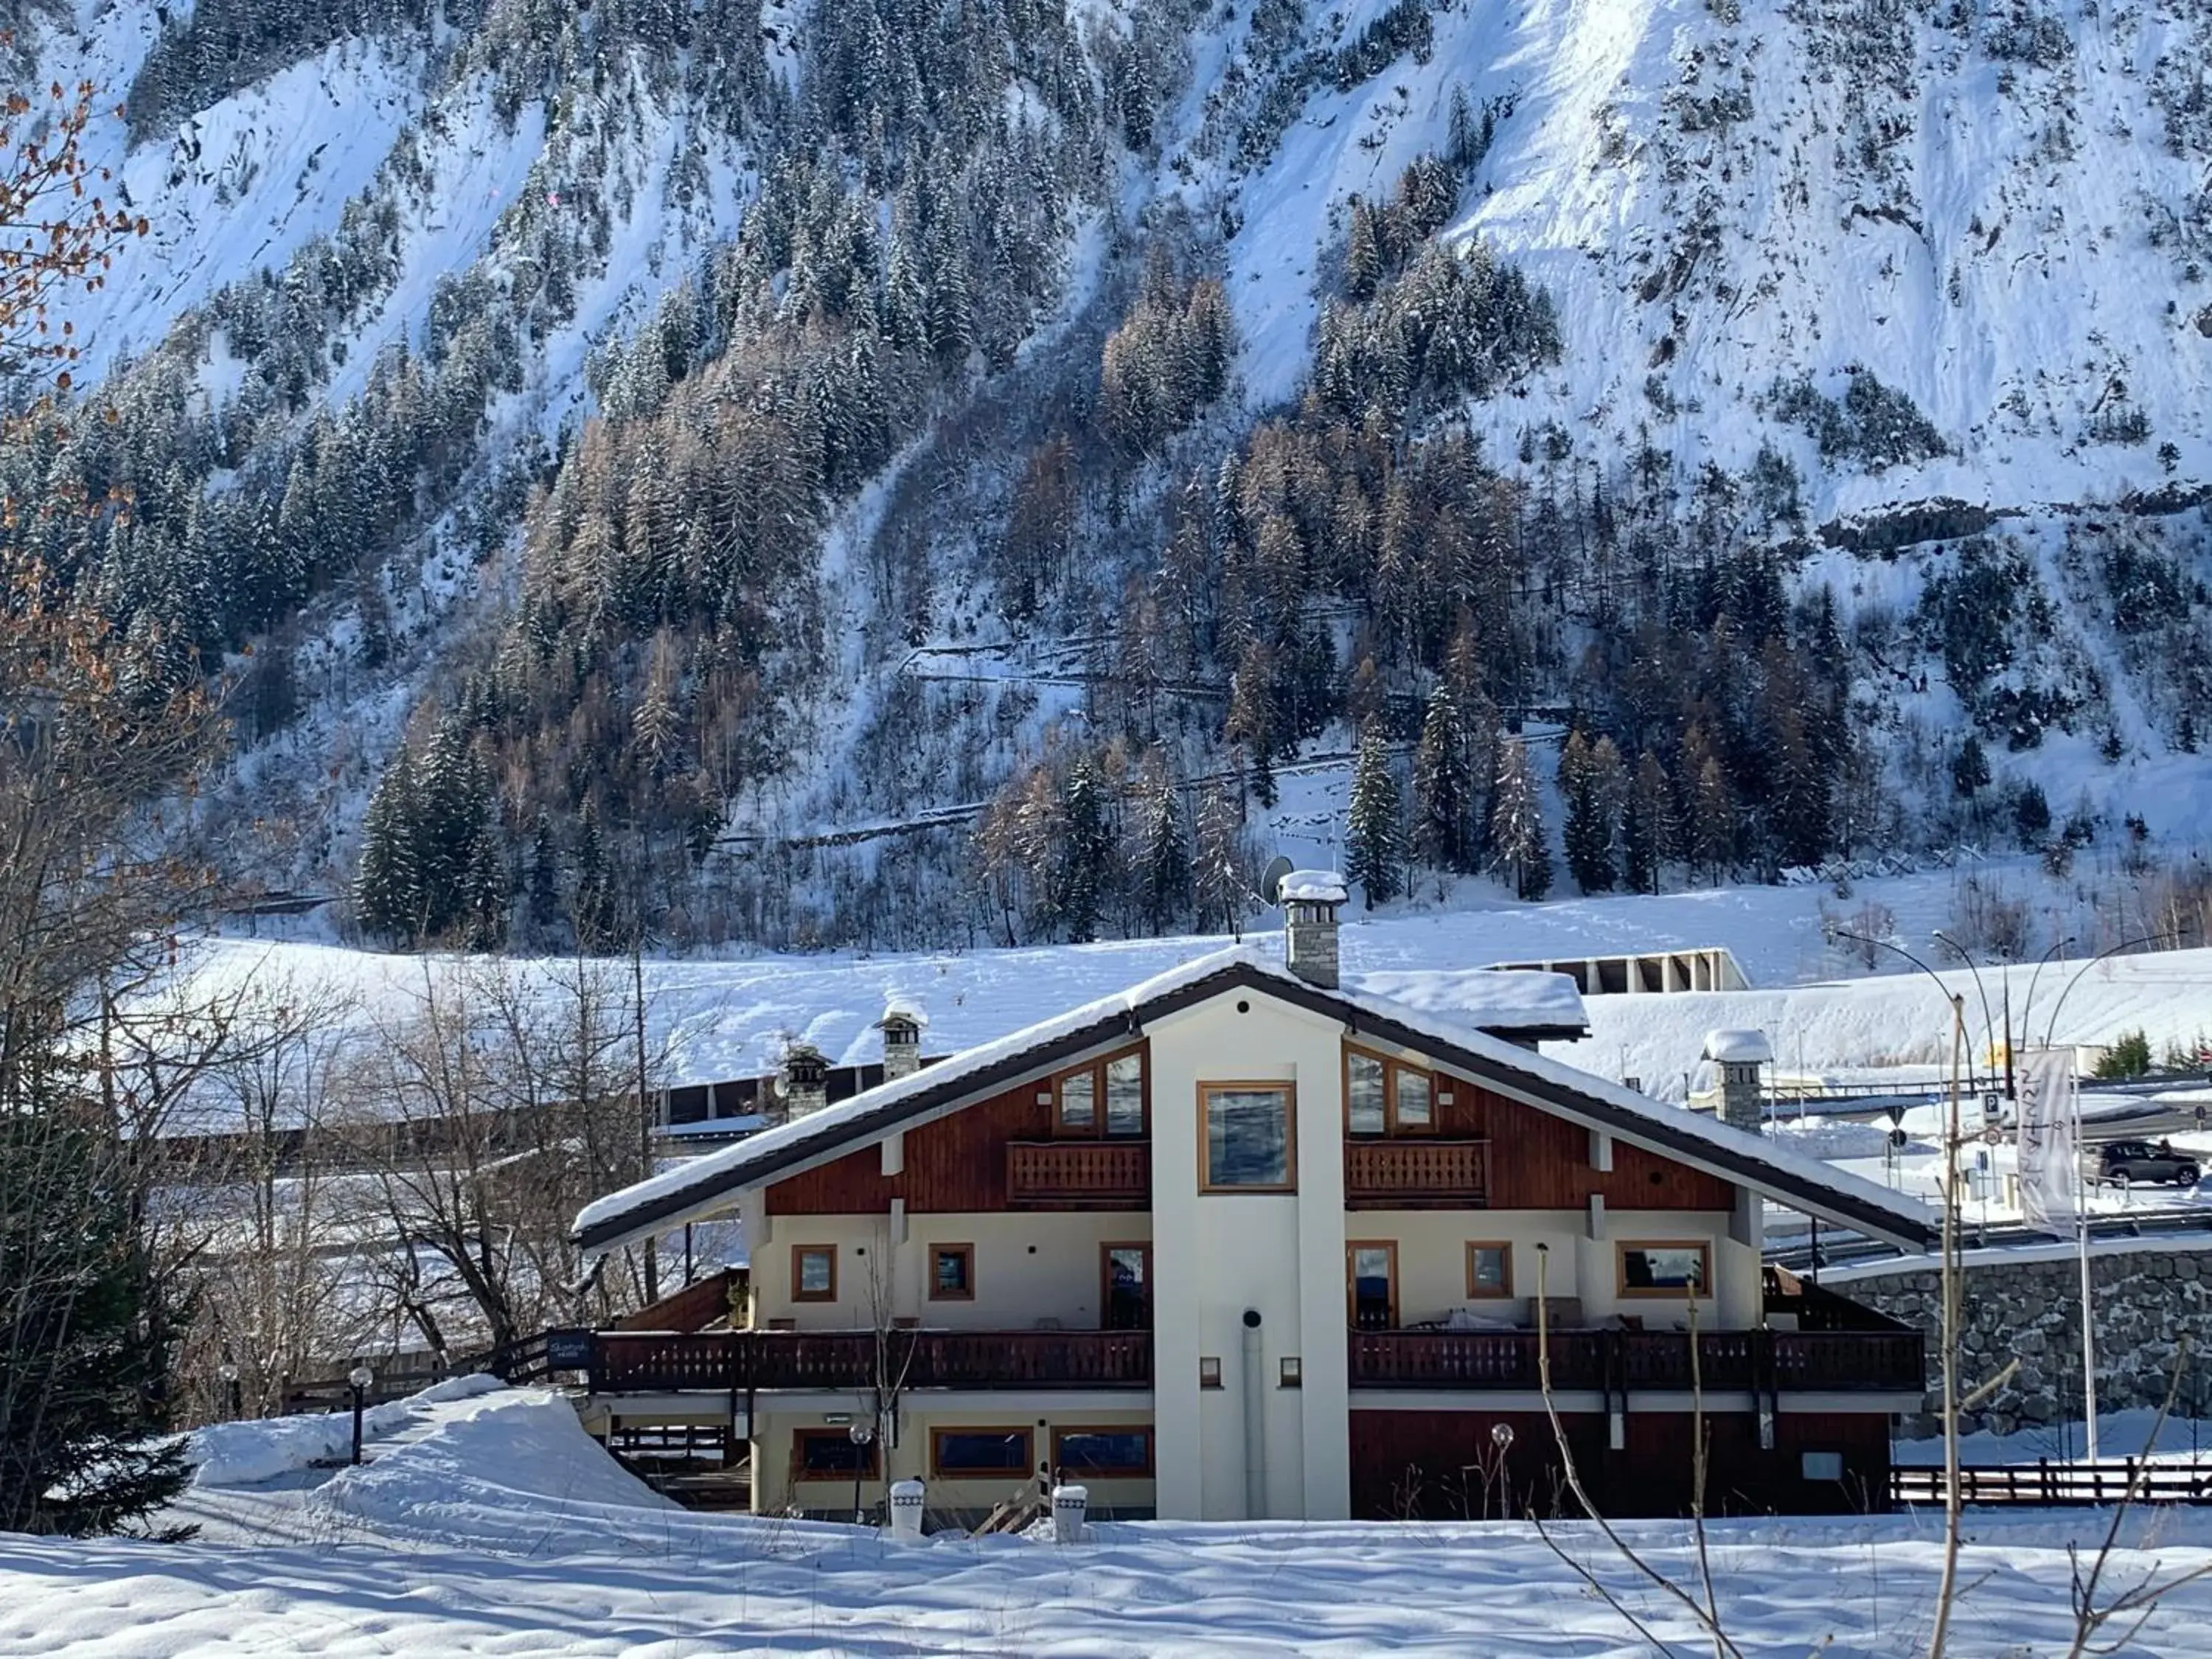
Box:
[1702, 1028, 1773, 1065]
[876, 1001, 928, 1033]
[1278, 869, 1349, 905]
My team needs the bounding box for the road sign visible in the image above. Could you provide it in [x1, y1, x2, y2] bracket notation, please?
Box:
[1983, 1127, 2003, 1145]
[1982, 1091, 2003, 1124]
[1889, 1127, 1910, 1149]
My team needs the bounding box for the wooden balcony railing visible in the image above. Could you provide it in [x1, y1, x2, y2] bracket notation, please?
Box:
[1348, 1328, 1924, 1394]
[589, 1326, 1153, 1393]
[1006, 1140, 1150, 1206]
[1345, 1138, 1489, 1206]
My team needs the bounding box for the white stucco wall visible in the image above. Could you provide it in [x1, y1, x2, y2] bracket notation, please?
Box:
[1145, 991, 1352, 1522]
[754, 1212, 1150, 1329]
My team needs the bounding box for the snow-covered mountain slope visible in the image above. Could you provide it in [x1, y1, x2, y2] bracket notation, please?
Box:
[15, 0, 2212, 951]
[1210, 0, 2212, 521]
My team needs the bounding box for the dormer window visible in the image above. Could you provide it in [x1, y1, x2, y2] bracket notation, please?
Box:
[1054, 1046, 1146, 1137]
[1345, 1045, 1435, 1136]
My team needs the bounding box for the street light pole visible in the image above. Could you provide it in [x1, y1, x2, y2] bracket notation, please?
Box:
[348, 1364, 375, 1466]
[849, 1421, 875, 1526]
[218, 1361, 241, 1422]
[1930, 931, 1997, 1097]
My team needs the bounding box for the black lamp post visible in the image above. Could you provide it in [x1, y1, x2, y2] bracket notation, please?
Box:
[848, 1421, 875, 1525]
[2040, 933, 2180, 1053]
[348, 1364, 375, 1466]
[218, 1361, 241, 1422]
[1930, 931, 1998, 1097]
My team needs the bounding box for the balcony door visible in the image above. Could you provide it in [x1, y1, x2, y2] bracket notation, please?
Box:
[1346, 1241, 1399, 1330]
[1102, 1243, 1151, 1329]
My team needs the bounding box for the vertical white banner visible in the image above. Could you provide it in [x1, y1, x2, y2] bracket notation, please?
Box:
[2016, 1048, 2078, 1231]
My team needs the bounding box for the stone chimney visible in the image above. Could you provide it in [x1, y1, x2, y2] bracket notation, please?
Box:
[1279, 870, 1347, 990]
[1702, 1029, 1773, 1132]
[780, 1040, 830, 1121]
[877, 1004, 925, 1082]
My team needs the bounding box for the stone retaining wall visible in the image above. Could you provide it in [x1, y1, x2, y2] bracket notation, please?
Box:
[1834, 1242, 2212, 1439]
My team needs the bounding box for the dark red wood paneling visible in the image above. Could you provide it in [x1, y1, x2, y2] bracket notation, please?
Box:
[1349, 1408, 1894, 1519]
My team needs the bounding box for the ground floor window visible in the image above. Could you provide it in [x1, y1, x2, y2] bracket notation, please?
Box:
[1051, 1426, 1153, 1480]
[1466, 1242, 1513, 1299]
[931, 1427, 1034, 1479]
[792, 1428, 877, 1480]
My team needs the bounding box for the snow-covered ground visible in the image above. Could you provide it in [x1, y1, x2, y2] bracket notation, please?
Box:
[10, 1381, 2211, 1655]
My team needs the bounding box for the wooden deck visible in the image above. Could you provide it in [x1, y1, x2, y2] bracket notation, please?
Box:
[587, 1326, 1155, 1393]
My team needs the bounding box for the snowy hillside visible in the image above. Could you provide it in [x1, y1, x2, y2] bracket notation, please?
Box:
[14, 0, 2212, 957]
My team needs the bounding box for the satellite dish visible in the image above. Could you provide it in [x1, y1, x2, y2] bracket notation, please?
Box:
[1259, 855, 1295, 907]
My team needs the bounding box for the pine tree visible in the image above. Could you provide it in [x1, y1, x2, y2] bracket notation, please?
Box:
[355, 748, 423, 943]
[1560, 731, 1624, 894]
[1952, 735, 1990, 798]
[1193, 780, 1250, 939]
[1, 1102, 192, 1538]
[1345, 199, 1381, 301]
[1345, 717, 1403, 909]
[1623, 751, 1672, 894]
[1411, 683, 1472, 873]
[1490, 737, 1552, 900]
[1691, 757, 1736, 883]
[1055, 754, 1110, 942]
[1138, 775, 1189, 936]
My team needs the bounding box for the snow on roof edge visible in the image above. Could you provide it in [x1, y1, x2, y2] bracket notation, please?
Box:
[579, 947, 1929, 1255]
[574, 945, 1266, 1248]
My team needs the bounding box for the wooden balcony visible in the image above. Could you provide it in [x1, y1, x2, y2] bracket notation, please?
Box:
[1006, 1139, 1150, 1207]
[1348, 1328, 1924, 1394]
[590, 1326, 1152, 1394]
[1345, 1138, 1489, 1207]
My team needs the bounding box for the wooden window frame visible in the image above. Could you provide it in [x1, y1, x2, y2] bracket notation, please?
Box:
[1343, 1043, 1436, 1138]
[1615, 1239, 1714, 1300]
[1099, 1242, 1151, 1329]
[930, 1425, 1035, 1481]
[790, 1243, 838, 1303]
[1464, 1241, 1514, 1300]
[928, 1242, 975, 1302]
[1053, 1042, 1150, 1138]
[1346, 1239, 1400, 1330]
[790, 1427, 877, 1482]
[1197, 1080, 1299, 1193]
[1050, 1425, 1155, 1480]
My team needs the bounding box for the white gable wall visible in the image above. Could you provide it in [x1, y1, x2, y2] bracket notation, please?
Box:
[1146, 988, 1353, 1522]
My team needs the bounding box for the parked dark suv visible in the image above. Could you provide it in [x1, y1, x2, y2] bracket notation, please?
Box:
[2087, 1140, 2200, 1188]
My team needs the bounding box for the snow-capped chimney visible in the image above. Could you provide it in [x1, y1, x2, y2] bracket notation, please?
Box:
[1279, 871, 1347, 990]
[781, 1040, 830, 1121]
[877, 1004, 925, 1082]
[1702, 1029, 1773, 1133]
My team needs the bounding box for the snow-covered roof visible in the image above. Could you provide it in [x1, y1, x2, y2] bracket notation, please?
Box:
[1703, 1028, 1775, 1065]
[1348, 967, 1585, 1030]
[573, 950, 1936, 1257]
[1280, 869, 1349, 904]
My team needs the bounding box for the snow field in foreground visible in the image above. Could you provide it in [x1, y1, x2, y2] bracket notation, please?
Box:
[11, 1382, 2212, 1655]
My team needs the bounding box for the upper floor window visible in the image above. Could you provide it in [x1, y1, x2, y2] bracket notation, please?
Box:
[1200, 1082, 1297, 1192]
[1055, 1046, 1147, 1137]
[1618, 1241, 1711, 1298]
[792, 1244, 838, 1302]
[1345, 1046, 1435, 1136]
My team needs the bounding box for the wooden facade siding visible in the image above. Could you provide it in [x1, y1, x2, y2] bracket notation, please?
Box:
[1472, 1087, 1736, 1211]
[1349, 1408, 1893, 1520]
[768, 1074, 1071, 1214]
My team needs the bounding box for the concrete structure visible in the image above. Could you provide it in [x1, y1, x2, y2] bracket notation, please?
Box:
[572, 922, 1933, 1525]
[1489, 947, 1749, 997]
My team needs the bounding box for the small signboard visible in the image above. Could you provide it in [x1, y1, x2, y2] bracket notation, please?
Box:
[545, 1329, 595, 1370]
